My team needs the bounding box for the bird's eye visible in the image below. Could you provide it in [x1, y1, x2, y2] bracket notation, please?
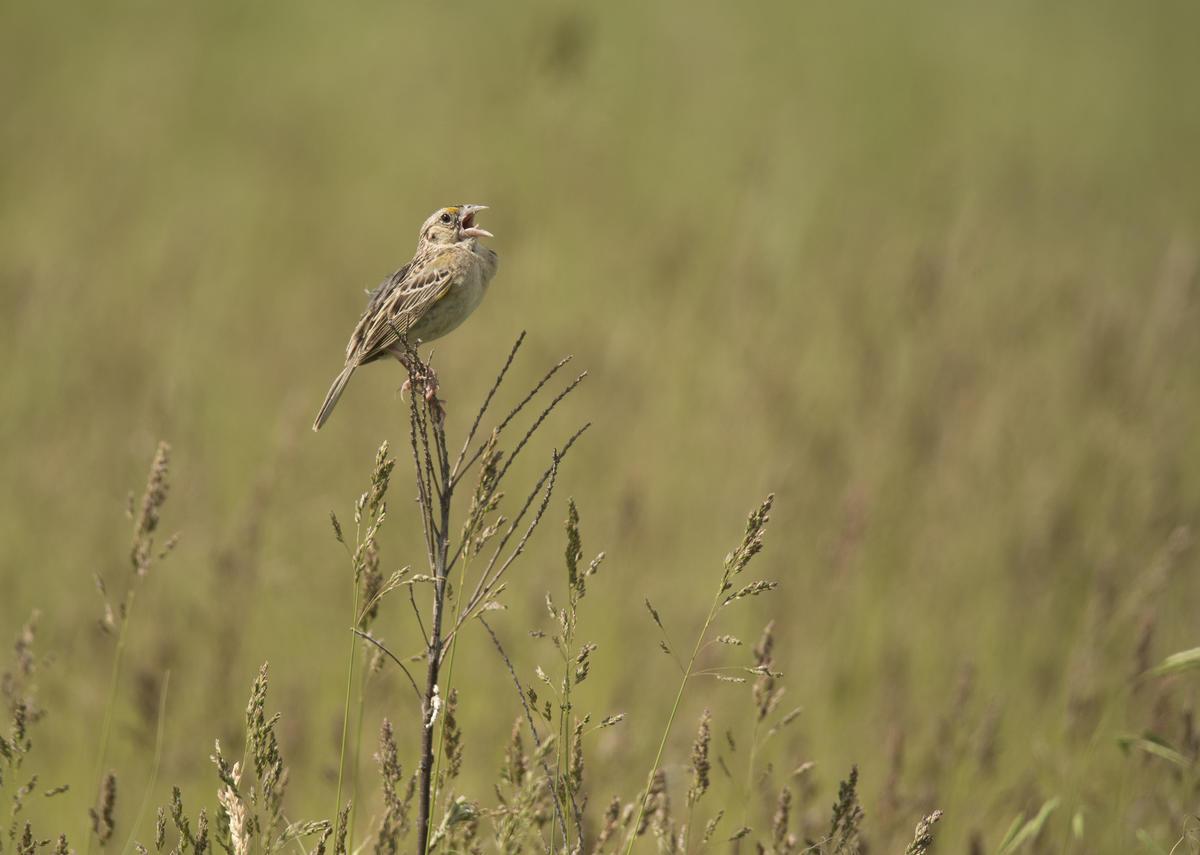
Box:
[440, 213, 452, 224]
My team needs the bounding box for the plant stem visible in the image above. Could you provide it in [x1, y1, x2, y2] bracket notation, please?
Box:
[559, 585, 580, 851]
[122, 670, 170, 855]
[428, 545, 474, 828]
[86, 587, 136, 855]
[418, 410, 453, 855]
[333, 576, 361, 848]
[740, 717, 763, 830]
[623, 578, 726, 855]
[348, 649, 368, 852]
[417, 542, 449, 854]
[560, 655, 574, 850]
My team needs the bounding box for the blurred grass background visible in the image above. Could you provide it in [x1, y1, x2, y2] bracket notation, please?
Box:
[2, 0, 1200, 849]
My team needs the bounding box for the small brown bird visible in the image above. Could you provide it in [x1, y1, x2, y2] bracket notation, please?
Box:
[313, 205, 498, 431]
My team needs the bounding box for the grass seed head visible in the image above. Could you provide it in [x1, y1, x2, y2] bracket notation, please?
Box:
[333, 803, 350, 855]
[216, 784, 248, 855]
[565, 498, 584, 598]
[359, 539, 382, 628]
[155, 808, 166, 851]
[501, 718, 527, 788]
[724, 494, 774, 578]
[194, 808, 209, 855]
[88, 771, 117, 845]
[312, 822, 334, 855]
[772, 786, 792, 849]
[569, 717, 585, 793]
[575, 642, 597, 684]
[903, 810, 943, 855]
[444, 689, 463, 780]
[17, 823, 33, 855]
[169, 786, 192, 846]
[753, 622, 780, 721]
[701, 811, 724, 845]
[688, 709, 712, 807]
[130, 441, 175, 577]
[828, 765, 864, 854]
[593, 796, 623, 851]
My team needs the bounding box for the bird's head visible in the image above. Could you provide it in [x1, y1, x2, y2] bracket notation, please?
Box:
[419, 205, 493, 246]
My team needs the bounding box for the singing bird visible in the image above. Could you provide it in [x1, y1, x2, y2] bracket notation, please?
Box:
[313, 204, 498, 431]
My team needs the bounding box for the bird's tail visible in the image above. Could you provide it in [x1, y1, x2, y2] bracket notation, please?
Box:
[312, 364, 357, 431]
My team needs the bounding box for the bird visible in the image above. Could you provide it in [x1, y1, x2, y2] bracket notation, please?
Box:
[312, 204, 499, 431]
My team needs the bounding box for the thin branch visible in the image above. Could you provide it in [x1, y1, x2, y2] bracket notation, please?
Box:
[496, 355, 573, 436]
[356, 567, 413, 624]
[408, 585, 430, 648]
[451, 423, 588, 639]
[351, 629, 424, 707]
[451, 355, 574, 489]
[451, 331, 526, 480]
[408, 396, 437, 563]
[463, 423, 588, 608]
[471, 461, 559, 620]
[446, 417, 589, 586]
[644, 602, 688, 674]
[494, 372, 587, 488]
[395, 334, 439, 537]
[416, 352, 455, 855]
[411, 389, 444, 509]
[443, 454, 559, 655]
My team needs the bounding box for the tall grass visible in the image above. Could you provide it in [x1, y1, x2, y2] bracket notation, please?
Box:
[2, 342, 1200, 852]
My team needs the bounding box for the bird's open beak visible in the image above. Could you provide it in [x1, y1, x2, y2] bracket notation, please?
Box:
[460, 204, 493, 239]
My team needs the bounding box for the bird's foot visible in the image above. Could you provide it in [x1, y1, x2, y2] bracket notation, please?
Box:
[428, 393, 446, 425]
[423, 371, 446, 423]
[401, 365, 445, 422]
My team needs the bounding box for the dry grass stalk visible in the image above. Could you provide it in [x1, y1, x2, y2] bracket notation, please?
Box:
[151, 667, 326, 855]
[827, 766, 864, 855]
[357, 336, 586, 854]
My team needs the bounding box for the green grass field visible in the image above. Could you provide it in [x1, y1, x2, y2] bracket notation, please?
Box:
[2, 1, 1200, 851]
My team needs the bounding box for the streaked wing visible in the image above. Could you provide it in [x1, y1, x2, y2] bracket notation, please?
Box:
[345, 261, 411, 361]
[347, 260, 455, 364]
